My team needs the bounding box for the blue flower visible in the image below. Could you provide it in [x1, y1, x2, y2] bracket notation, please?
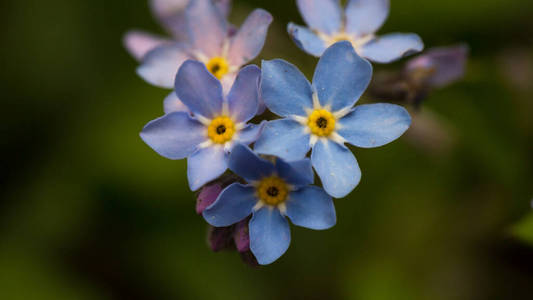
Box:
[255, 42, 412, 198]
[124, 0, 231, 61]
[129, 0, 272, 91]
[288, 0, 423, 63]
[405, 45, 469, 88]
[203, 144, 336, 265]
[140, 60, 265, 191]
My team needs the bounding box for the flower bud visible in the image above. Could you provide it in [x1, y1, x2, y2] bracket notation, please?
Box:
[196, 183, 223, 215]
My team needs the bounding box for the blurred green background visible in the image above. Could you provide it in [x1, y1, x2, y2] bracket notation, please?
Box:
[1, 0, 533, 299]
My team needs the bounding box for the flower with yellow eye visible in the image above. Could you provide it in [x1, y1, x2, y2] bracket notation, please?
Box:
[130, 0, 272, 111]
[140, 61, 265, 191]
[203, 144, 336, 265]
[255, 42, 412, 198]
[287, 0, 423, 63]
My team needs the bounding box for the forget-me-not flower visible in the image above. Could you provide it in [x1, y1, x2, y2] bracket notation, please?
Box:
[124, 0, 232, 61]
[134, 0, 272, 91]
[140, 60, 265, 191]
[288, 0, 423, 63]
[203, 144, 336, 265]
[255, 42, 411, 198]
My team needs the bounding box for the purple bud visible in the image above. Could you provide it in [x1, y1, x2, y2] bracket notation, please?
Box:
[207, 226, 235, 252]
[196, 183, 223, 215]
[406, 45, 468, 88]
[233, 218, 251, 253]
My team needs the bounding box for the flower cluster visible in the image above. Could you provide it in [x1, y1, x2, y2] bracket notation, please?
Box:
[125, 0, 453, 265]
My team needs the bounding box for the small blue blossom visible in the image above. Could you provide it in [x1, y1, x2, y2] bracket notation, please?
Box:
[203, 144, 336, 265]
[124, 0, 231, 61]
[255, 42, 412, 198]
[405, 45, 469, 88]
[140, 61, 265, 191]
[129, 0, 272, 91]
[288, 0, 424, 63]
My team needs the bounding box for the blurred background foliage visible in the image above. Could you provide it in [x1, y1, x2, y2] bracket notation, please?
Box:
[1, 0, 532, 299]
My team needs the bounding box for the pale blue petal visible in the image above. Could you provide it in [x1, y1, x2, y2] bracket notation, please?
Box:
[311, 140, 361, 198]
[150, 0, 189, 40]
[163, 91, 189, 114]
[286, 186, 336, 230]
[296, 0, 342, 35]
[312, 41, 372, 111]
[338, 103, 411, 148]
[345, 0, 389, 36]
[275, 158, 314, 187]
[261, 59, 313, 117]
[123, 30, 170, 61]
[185, 0, 228, 57]
[359, 33, 424, 63]
[250, 207, 291, 265]
[228, 65, 260, 123]
[254, 119, 310, 162]
[137, 43, 191, 88]
[214, 0, 232, 18]
[140, 112, 206, 160]
[175, 60, 224, 118]
[229, 144, 275, 181]
[236, 121, 266, 145]
[287, 23, 327, 57]
[227, 9, 273, 66]
[202, 183, 255, 227]
[187, 146, 228, 191]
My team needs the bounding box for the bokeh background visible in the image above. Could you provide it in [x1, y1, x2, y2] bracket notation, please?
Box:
[1, 0, 533, 299]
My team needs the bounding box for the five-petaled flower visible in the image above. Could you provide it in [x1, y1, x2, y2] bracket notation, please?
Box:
[255, 41, 412, 198]
[288, 0, 424, 63]
[203, 144, 336, 265]
[132, 0, 272, 91]
[124, 0, 232, 61]
[140, 60, 265, 191]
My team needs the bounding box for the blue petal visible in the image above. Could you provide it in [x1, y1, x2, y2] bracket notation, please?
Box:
[296, 0, 342, 35]
[187, 146, 228, 191]
[163, 91, 189, 114]
[203, 183, 256, 227]
[175, 60, 224, 118]
[311, 140, 361, 198]
[261, 59, 313, 117]
[275, 158, 314, 187]
[228, 144, 275, 182]
[254, 119, 310, 162]
[236, 121, 266, 145]
[123, 30, 170, 61]
[338, 103, 411, 148]
[345, 0, 390, 36]
[137, 43, 191, 88]
[359, 33, 424, 63]
[227, 9, 273, 66]
[185, 0, 228, 58]
[287, 23, 327, 57]
[140, 112, 206, 160]
[250, 207, 291, 265]
[214, 0, 232, 18]
[286, 186, 336, 230]
[312, 41, 373, 112]
[227, 65, 260, 123]
[150, 0, 189, 40]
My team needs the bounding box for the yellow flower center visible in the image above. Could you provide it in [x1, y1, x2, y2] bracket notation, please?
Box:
[256, 176, 289, 206]
[206, 57, 230, 79]
[207, 116, 236, 144]
[327, 32, 356, 47]
[307, 109, 336, 137]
